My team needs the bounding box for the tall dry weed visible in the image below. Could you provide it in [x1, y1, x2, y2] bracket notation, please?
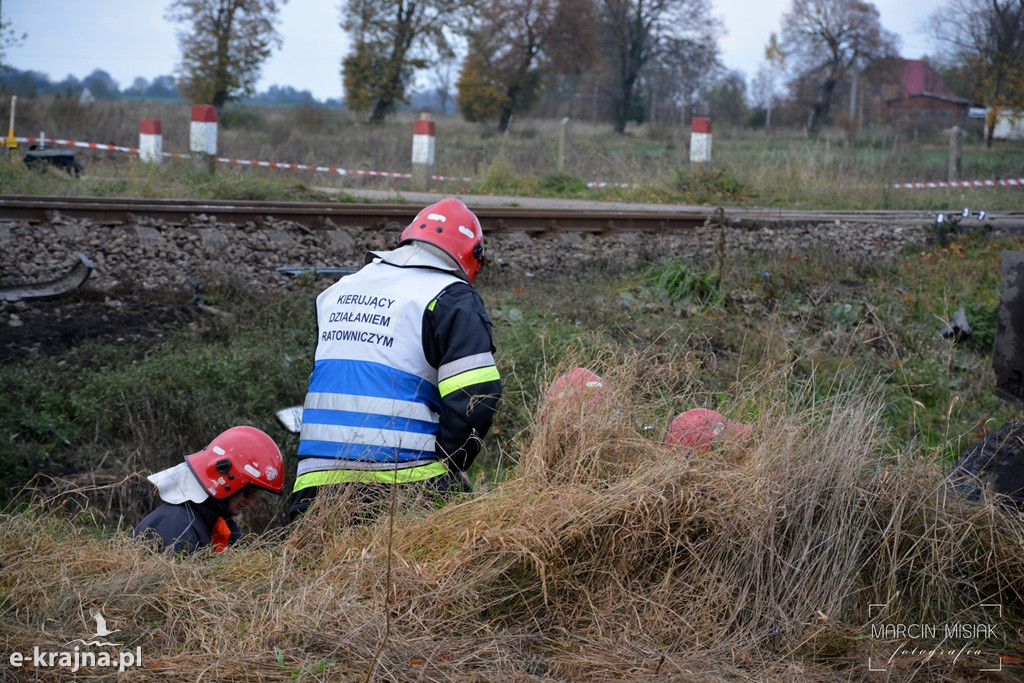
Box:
[2, 362, 1023, 681]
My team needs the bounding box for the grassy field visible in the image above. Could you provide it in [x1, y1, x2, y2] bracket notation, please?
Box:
[2, 100, 1024, 680]
[2, 99, 1023, 211]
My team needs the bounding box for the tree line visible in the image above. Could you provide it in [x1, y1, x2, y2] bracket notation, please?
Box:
[0, 66, 333, 108]
[342, 0, 1022, 141]
[2, 0, 1021, 140]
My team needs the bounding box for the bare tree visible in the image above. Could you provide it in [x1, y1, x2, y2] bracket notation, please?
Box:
[598, 0, 721, 134]
[703, 69, 748, 125]
[650, 31, 721, 123]
[527, 0, 600, 120]
[0, 2, 26, 72]
[428, 54, 457, 114]
[342, 0, 478, 124]
[166, 0, 286, 112]
[755, 32, 787, 128]
[927, 0, 1024, 146]
[780, 0, 898, 133]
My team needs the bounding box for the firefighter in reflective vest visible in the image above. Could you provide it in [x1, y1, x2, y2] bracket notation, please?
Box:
[134, 426, 284, 554]
[289, 198, 503, 519]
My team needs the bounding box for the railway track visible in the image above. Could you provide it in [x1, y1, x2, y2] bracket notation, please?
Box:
[4, 195, 1021, 234]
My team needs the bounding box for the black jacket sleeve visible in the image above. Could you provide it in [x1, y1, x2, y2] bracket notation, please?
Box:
[423, 281, 502, 473]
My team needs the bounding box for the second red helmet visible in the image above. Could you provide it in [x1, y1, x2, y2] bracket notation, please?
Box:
[186, 425, 284, 499]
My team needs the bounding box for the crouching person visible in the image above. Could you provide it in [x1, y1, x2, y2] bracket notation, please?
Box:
[134, 426, 284, 555]
[289, 198, 502, 522]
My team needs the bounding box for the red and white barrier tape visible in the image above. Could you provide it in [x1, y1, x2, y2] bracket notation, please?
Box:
[215, 157, 399, 177]
[13, 135, 633, 187]
[17, 136, 137, 154]
[13, 135, 635, 188]
[38, 135, 1016, 192]
[432, 174, 475, 182]
[16, 136, 449, 180]
[894, 178, 1024, 188]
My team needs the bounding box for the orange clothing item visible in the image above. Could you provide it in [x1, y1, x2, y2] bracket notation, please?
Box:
[211, 517, 231, 553]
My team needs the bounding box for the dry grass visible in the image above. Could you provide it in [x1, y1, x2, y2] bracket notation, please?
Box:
[2, 360, 1024, 681]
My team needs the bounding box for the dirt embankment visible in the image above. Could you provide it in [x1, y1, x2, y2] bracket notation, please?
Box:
[1, 210, 932, 364]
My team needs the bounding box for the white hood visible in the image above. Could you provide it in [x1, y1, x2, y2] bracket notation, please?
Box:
[147, 461, 209, 505]
[366, 241, 466, 280]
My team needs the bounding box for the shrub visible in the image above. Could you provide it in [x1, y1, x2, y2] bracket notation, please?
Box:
[642, 260, 724, 308]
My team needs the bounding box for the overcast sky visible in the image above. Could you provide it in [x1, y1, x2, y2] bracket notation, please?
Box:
[3, 0, 938, 103]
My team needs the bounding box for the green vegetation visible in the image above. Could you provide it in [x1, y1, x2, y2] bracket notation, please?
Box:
[2, 225, 1019, 510]
[2, 100, 1024, 680]
[3, 227, 1024, 678]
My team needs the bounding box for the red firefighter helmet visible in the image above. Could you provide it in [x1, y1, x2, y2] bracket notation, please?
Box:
[664, 408, 753, 454]
[540, 367, 624, 425]
[400, 198, 486, 283]
[185, 426, 284, 499]
[545, 368, 608, 406]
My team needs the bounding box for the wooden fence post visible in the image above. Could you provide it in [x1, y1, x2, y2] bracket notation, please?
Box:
[948, 126, 962, 182]
[558, 117, 569, 173]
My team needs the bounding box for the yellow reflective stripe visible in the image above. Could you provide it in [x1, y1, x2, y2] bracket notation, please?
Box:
[292, 461, 448, 491]
[428, 298, 438, 312]
[437, 365, 501, 397]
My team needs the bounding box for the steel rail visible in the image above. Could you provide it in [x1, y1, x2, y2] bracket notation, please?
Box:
[0, 195, 711, 234]
[1, 195, 1022, 233]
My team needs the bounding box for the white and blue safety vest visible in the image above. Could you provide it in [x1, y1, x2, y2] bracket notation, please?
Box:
[295, 256, 469, 488]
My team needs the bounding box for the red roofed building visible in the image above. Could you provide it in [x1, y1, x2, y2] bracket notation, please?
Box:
[875, 58, 971, 124]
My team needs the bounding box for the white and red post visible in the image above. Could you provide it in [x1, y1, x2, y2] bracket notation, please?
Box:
[411, 113, 435, 190]
[139, 119, 162, 164]
[690, 117, 712, 165]
[190, 104, 218, 173]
